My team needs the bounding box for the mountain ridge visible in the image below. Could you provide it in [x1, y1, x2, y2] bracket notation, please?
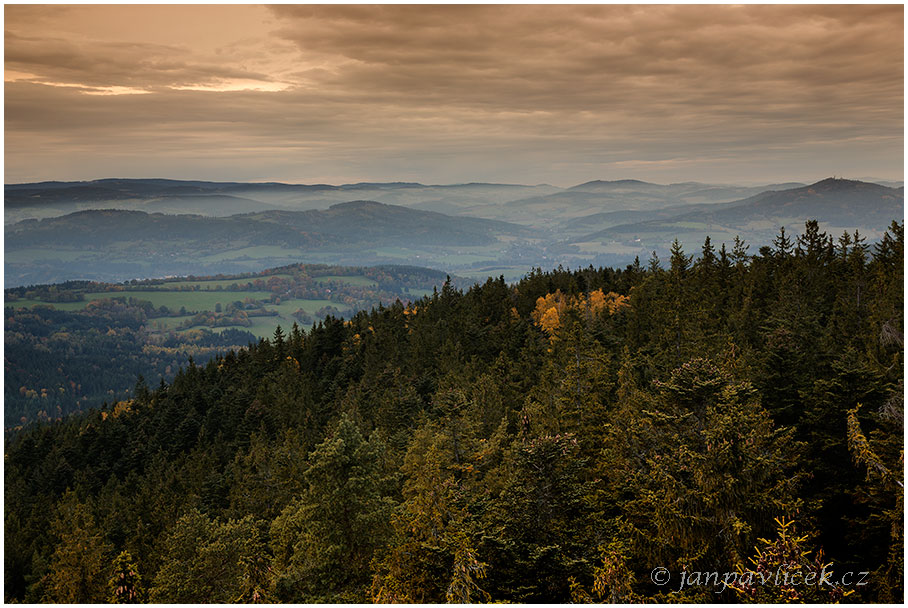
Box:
[574, 178, 903, 244]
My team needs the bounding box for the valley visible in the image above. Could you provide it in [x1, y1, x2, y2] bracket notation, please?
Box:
[4, 263, 459, 428]
[5, 177, 903, 288]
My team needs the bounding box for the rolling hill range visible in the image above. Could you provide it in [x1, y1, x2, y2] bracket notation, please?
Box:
[5, 201, 542, 286]
[571, 178, 904, 252]
[4, 176, 902, 287]
[4, 178, 561, 225]
[461, 180, 810, 226]
[6, 201, 534, 250]
[4, 176, 830, 229]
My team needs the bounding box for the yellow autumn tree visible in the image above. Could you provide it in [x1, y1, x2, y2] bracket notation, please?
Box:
[532, 289, 629, 340]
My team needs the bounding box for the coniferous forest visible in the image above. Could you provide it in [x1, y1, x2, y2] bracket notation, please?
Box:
[4, 220, 903, 603]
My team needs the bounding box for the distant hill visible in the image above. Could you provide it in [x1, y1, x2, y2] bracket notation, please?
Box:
[479, 180, 810, 228]
[7, 201, 534, 250]
[3, 178, 562, 224]
[4, 201, 542, 286]
[700, 178, 903, 225]
[5, 175, 902, 287]
[576, 178, 903, 247]
[565, 179, 805, 198]
[240, 200, 534, 245]
[568, 179, 706, 193]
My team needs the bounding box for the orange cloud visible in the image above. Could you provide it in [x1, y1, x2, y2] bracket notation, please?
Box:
[4, 4, 903, 185]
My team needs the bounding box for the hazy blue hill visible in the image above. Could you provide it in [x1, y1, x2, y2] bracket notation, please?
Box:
[567, 178, 695, 192]
[720, 178, 901, 220]
[560, 183, 810, 235]
[576, 178, 904, 245]
[670, 178, 903, 228]
[5, 201, 544, 285]
[480, 180, 808, 229]
[564, 179, 806, 201]
[562, 203, 719, 235]
[5, 209, 318, 250]
[507, 189, 662, 208]
[676, 183, 806, 203]
[4, 185, 143, 206]
[4, 180, 312, 224]
[6, 176, 901, 288]
[340, 181, 425, 189]
[138, 194, 280, 216]
[240, 200, 536, 246]
[4, 178, 564, 223]
[8, 201, 534, 250]
[855, 177, 904, 188]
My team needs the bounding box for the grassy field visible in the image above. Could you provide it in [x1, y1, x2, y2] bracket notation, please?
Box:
[151, 297, 354, 339]
[6, 284, 355, 341]
[264, 298, 350, 317]
[178, 316, 295, 340]
[4, 298, 89, 312]
[159, 273, 294, 290]
[90, 289, 276, 312]
[401, 287, 436, 299]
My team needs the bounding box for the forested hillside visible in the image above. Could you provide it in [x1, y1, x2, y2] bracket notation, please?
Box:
[5, 264, 455, 428]
[4, 220, 903, 603]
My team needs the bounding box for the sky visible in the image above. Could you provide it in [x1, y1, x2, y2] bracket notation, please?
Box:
[3, 3, 904, 187]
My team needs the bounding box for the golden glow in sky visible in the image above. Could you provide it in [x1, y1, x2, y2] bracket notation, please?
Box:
[4, 4, 904, 185]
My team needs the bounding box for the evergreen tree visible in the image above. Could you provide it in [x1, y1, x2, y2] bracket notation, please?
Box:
[108, 549, 144, 603]
[150, 510, 269, 603]
[42, 491, 111, 603]
[603, 358, 804, 585]
[270, 415, 395, 601]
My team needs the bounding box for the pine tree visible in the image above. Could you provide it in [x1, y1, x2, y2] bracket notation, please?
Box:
[108, 549, 144, 603]
[270, 414, 395, 601]
[731, 517, 850, 603]
[603, 358, 804, 578]
[150, 510, 270, 603]
[42, 492, 111, 603]
[484, 434, 595, 602]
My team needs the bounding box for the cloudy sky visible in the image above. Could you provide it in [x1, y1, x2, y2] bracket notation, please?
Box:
[4, 4, 903, 186]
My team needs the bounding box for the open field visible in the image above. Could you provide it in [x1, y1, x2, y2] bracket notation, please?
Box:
[159, 274, 294, 290]
[178, 316, 293, 339]
[264, 298, 350, 317]
[6, 292, 351, 339]
[400, 287, 436, 299]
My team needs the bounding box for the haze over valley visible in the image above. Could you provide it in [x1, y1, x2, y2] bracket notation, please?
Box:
[5, 175, 902, 287]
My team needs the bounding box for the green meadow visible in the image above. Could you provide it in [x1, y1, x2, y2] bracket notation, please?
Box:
[158, 274, 294, 290]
